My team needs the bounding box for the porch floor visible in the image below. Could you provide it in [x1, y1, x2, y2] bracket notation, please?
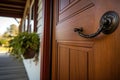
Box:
[0, 53, 28, 80]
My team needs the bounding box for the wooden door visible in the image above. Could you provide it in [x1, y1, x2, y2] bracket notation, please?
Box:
[52, 0, 120, 80]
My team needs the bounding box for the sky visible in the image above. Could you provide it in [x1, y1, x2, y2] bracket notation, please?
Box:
[0, 17, 20, 35]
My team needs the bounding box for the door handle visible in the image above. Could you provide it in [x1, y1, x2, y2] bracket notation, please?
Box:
[74, 11, 119, 38]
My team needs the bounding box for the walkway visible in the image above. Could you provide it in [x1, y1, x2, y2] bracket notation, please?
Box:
[0, 53, 28, 80]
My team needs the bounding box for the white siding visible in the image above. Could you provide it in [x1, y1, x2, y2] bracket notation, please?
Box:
[23, 57, 40, 80]
[37, 0, 43, 35]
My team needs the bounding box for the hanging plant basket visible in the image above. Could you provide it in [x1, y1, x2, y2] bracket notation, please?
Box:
[9, 32, 40, 60]
[23, 48, 36, 59]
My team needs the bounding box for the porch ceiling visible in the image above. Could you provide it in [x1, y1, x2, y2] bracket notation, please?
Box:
[0, 0, 26, 18]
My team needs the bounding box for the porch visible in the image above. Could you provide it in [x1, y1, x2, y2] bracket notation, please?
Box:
[0, 53, 28, 80]
[0, 0, 40, 80]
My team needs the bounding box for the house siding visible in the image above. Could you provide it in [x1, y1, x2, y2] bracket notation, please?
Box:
[37, 0, 43, 36]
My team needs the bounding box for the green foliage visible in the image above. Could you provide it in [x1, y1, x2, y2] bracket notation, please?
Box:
[3, 24, 18, 38]
[9, 32, 40, 60]
[0, 42, 2, 46]
[0, 39, 7, 44]
[0, 38, 8, 46]
[8, 24, 19, 36]
[1, 24, 19, 47]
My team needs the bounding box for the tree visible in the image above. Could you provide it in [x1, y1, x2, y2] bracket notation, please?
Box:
[0, 39, 7, 46]
[1, 24, 19, 47]
[9, 24, 19, 36]
[3, 24, 19, 38]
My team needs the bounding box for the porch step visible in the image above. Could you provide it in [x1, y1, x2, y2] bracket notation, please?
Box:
[0, 53, 28, 80]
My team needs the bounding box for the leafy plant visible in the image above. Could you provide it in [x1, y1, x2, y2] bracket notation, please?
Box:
[9, 32, 40, 60]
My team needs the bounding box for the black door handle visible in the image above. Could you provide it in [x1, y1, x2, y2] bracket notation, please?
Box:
[74, 11, 119, 38]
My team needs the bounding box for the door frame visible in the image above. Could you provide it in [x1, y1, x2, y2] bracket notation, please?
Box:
[40, 0, 53, 80]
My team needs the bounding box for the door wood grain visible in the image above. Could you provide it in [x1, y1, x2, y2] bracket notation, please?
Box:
[52, 0, 120, 80]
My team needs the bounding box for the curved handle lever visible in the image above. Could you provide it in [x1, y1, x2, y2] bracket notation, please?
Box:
[74, 11, 119, 38]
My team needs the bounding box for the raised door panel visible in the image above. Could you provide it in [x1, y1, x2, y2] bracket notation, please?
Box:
[58, 46, 69, 80]
[56, 0, 95, 41]
[57, 42, 94, 80]
[58, 0, 94, 23]
[59, 0, 69, 10]
[70, 49, 87, 80]
[70, 0, 74, 3]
